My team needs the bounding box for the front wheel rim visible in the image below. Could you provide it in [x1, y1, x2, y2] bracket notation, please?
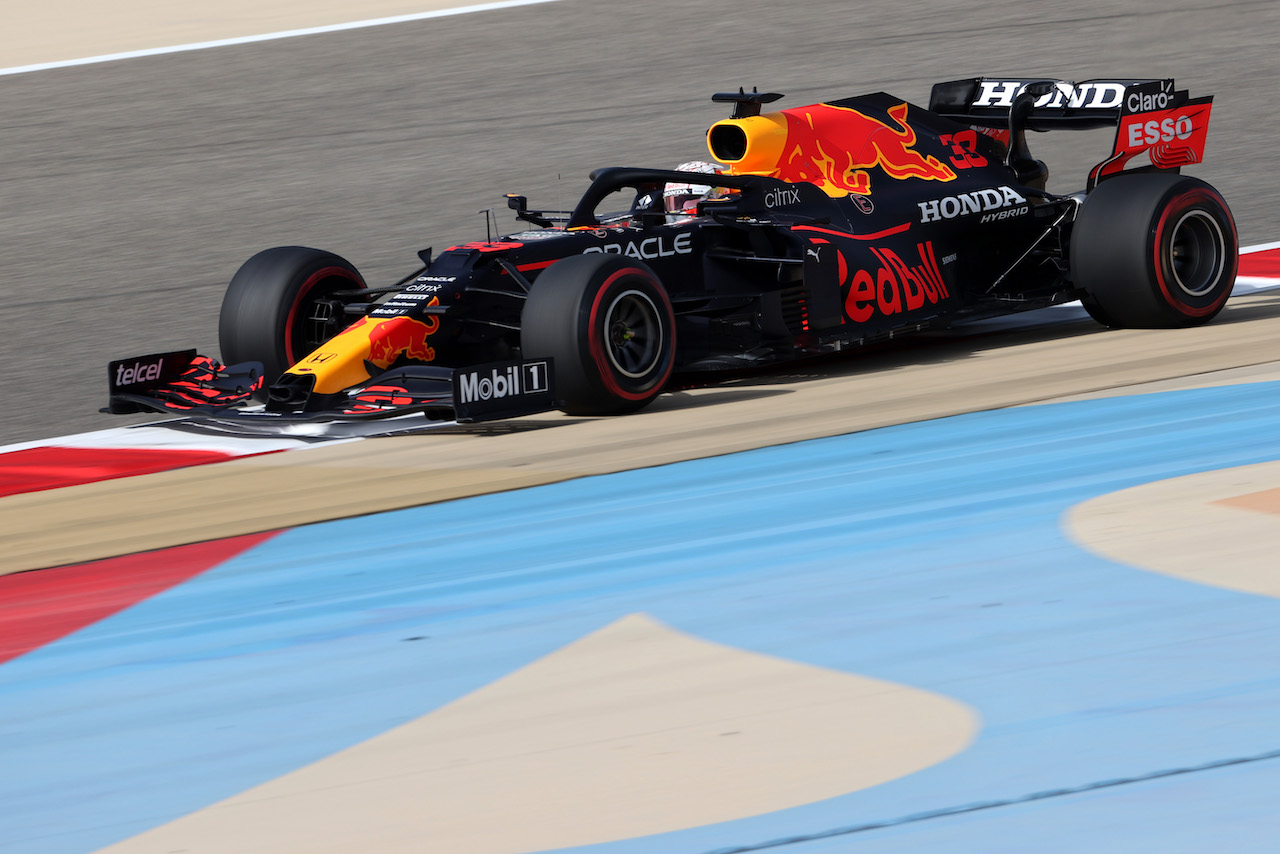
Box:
[285, 271, 362, 363]
[603, 289, 664, 379]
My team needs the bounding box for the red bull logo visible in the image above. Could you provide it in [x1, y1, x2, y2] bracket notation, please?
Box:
[841, 241, 950, 323]
[287, 298, 441, 394]
[710, 102, 957, 197]
[777, 103, 957, 195]
[363, 313, 440, 368]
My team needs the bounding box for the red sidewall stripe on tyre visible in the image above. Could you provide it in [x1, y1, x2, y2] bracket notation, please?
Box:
[586, 268, 675, 402]
[282, 266, 361, 364]
[1151, 188, 1236, 318]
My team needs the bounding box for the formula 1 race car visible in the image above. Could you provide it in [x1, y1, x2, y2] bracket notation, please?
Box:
[108, 77, 1237, 428]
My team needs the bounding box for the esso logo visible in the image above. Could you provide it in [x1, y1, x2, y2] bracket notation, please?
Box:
[1128, 115, 1195, 147]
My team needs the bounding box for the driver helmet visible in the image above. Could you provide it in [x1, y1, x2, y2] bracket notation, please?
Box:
[664, 160, 725, 216]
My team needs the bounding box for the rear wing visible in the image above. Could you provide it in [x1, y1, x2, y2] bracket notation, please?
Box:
[929, 78, 1214, 188]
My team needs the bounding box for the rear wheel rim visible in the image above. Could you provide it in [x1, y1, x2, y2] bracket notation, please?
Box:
[603, 289, 663, 379]
[1167, 209, 1225, 299]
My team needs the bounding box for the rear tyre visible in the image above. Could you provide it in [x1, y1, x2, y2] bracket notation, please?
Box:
[521, 254, 676, 415]
[1070, 173, 1237, 328]
[219, 246, 367, 384]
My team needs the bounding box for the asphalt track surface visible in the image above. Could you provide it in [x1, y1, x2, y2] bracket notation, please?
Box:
[6, 2, 1280, 852]
[2, 0, 1280, 446]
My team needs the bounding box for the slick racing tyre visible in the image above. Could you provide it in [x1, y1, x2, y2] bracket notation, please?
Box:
[219, 246, 367, 385]
[1071, 173, 1237, 328]
[521, 254, 676, 416]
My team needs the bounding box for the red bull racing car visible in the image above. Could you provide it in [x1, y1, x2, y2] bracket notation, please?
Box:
[108, 77, 1237, 429]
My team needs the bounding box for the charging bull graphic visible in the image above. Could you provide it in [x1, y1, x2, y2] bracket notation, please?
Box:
[363, 314, 440, 368]
[287, 299, 441, 395]
[777, 102, 956, 195]
[712, 102, 957, 197]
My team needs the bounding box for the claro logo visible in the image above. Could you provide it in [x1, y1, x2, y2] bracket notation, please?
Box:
[457, 361, 550, 404]
[844, 242, 950, 323]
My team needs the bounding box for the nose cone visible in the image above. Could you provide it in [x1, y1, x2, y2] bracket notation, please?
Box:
[284, 314, 439, 395]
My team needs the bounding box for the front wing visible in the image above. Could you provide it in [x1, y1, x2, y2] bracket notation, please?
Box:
[105, 350, 557, 430]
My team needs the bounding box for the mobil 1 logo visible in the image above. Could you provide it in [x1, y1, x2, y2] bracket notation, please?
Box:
[452, 357, 556, 422]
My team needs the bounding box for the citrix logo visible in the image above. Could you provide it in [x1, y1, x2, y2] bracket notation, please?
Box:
[765, 186, 802, 207]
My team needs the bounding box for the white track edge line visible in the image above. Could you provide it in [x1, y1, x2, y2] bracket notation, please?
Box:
[0, 0, 566, 77]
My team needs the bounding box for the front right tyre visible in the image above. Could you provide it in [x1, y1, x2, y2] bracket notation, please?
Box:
[521, 254, 676, 415]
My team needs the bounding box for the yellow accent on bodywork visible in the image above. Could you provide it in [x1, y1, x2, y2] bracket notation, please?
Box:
[707, 113, 789, 176]
[283, 312, 439, 395]
[283, 318, 378, 394]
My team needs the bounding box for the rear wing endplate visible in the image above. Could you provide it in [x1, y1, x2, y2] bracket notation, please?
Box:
[929, 78, 1214, 188]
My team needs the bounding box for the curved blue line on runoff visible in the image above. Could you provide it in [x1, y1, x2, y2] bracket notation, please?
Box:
[4, 382, 1280, 853]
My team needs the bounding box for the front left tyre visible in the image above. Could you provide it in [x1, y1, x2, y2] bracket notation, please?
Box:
[219, 246, 367, 384]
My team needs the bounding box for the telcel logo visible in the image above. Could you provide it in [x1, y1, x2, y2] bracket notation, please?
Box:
[458, 361, 550, 404]
[116, 359, 163, 386]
